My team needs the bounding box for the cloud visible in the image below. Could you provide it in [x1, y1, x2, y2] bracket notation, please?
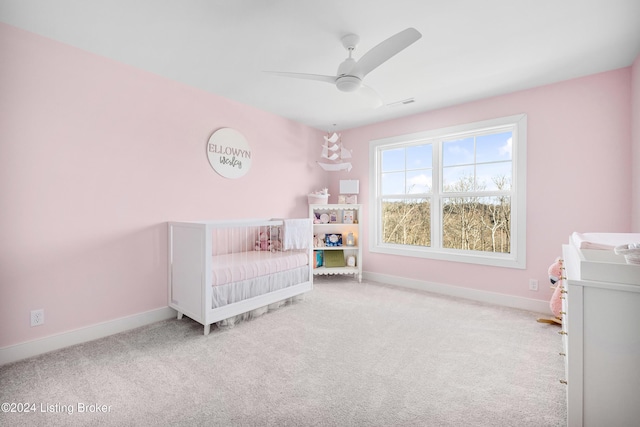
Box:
[499, 137, 512, 157]
[407, 174, 432, 193]
[448, 145, 472, 157]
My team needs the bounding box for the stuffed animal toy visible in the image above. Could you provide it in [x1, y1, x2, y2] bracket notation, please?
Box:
[313, 234, 326, 247]
[548, 257, 564, 319]
[255, 231, 271, 251]
[537, 257, 564, 325]
[270, 227, 282, 251]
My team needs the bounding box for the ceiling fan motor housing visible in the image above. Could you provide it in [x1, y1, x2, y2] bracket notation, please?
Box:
[336, 75, 362, 92]
[337, 57, 357, 76]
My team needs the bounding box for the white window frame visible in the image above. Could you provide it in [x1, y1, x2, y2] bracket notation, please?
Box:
[369, 114, 527, 269]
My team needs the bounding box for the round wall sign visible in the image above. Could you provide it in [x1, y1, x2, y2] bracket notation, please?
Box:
[207, 128, 252, 179]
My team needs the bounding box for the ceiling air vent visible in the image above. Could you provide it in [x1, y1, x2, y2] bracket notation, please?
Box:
[387, 97, 415, 107]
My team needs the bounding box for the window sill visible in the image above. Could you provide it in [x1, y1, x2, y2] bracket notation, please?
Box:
[370, 244, 526, 269]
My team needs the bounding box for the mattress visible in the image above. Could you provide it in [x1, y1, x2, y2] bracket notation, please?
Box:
[211, 250, 309, 287]
[212, 265, 309, 309]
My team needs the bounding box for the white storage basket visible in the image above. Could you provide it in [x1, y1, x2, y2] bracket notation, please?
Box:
[307, 194, 329, 204]
[614, 244, 640, 265]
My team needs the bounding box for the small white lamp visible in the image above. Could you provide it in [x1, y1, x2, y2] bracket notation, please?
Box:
[346, 232, 355, 246]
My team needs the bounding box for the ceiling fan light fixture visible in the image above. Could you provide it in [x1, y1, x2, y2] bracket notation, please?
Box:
[336, 75, 362, 92]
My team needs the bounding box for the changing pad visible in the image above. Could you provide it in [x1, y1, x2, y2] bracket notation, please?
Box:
[571, 232, 640, 250]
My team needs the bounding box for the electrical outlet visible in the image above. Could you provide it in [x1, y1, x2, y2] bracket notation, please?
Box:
[30, 309, 44, 326]
[528, 279, 539, 291]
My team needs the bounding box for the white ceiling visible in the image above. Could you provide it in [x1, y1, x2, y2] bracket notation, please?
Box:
[2, 0, 639, 131]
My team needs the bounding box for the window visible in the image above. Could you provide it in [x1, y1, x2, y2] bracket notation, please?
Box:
[369, 114, 526, 268]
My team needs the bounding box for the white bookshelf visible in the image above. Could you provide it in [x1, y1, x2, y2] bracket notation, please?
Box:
[310, 204, 362, 282]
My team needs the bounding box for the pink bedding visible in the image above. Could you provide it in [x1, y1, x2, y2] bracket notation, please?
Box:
[211, 250, 309, 287]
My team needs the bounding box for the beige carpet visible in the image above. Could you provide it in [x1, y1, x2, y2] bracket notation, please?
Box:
[0, 276, 566, 426]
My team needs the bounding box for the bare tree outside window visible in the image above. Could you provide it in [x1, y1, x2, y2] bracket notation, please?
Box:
[382, 198, 431, 246]
[381, 153, 512, 254]
[441, 174, 511, 253]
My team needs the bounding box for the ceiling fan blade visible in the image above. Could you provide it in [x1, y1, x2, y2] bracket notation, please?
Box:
[265, 71, 336, 84]
[358, 84, 384, 108]
[351, 28, 422, 78]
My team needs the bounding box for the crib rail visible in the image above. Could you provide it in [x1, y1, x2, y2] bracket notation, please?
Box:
[170, 218, 283, 228]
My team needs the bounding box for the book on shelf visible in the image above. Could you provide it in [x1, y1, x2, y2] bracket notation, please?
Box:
[323, 250, 346, 268]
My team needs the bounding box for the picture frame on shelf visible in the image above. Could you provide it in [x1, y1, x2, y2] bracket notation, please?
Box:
[342, 210, 354, 224]
[325, 234, 343, 247]
[347, 255, 356, 267]
[329, 211, 339, 223]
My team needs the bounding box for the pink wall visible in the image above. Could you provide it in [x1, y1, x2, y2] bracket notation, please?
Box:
[0, 24, 326, 348]
[632, 54, 640, 232]
[333, 68, 633, 302]
[1, 21, 635, 350]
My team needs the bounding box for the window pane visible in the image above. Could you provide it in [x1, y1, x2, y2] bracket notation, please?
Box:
[406, 170, 432, 194]
[381, 148, 404, 172]
[406, 144, 432, 170]
[442, 137, 474, 166]
[442, 166, 474, 192]
[441, 196, 511, 253]
[476, 132, 512, 163]
[476, 162, 512, 191]
[382, 199, 431, 247]
[381, 172, 405, 195]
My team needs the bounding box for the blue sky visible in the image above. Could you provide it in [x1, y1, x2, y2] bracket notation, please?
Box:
[381, 131, 512, 195]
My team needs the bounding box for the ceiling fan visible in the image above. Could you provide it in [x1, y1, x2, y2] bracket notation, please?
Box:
[266, 27, 422, 100]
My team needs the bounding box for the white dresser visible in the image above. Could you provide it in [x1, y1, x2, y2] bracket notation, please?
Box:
[561, 237, 640, 427]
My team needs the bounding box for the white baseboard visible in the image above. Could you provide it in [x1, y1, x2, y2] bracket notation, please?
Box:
[363, 271, 551, 314]
[0, 306, 176, 366]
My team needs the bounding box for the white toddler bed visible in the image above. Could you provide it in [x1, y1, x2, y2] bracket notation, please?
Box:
[168, 218, 313, 335]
